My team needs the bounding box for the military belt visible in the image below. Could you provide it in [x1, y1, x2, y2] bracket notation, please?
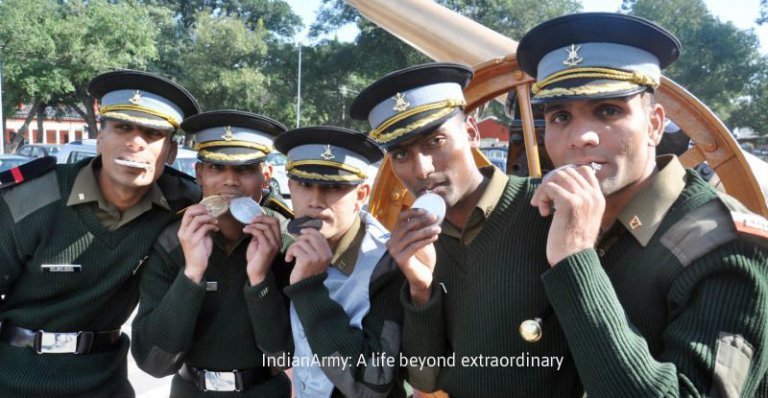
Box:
[0, 323, 121, 354]
[179, 363, 272, 392]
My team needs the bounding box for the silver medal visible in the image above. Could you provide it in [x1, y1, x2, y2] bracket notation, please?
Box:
[229, 196, 263, 224]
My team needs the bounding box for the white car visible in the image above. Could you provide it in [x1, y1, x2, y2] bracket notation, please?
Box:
[57, 139, 198, 178]
[266, 152, 290, 197]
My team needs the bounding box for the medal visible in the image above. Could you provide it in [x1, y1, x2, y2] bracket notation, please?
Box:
[230, 196, 263, 224]
[287, 216, 323, 235]
[411, 192, 446, 224]
[200, 195, 229, 218]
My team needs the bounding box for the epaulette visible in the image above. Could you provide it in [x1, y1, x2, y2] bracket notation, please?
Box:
[660, 194, 768, 268]
[260, 189, 294, 220]
[717, 192, 768, 240]
[157, 165, 202, 213]
[0, 156, 57, 192]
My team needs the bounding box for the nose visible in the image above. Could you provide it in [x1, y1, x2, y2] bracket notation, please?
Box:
[221, 167, 240, 187]
[567, 119, 600, 149]
[306, 185, 325, 210]
[126, 128, 148, 150]
[412, 151, 435, 180]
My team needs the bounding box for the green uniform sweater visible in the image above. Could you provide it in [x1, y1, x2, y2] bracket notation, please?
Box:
[542, 170, 768, 397]
[401, 176, 578, 397]
[0, 159, 199, 398]
[285, 253, 408, 398]
[131, 209, 294, 398]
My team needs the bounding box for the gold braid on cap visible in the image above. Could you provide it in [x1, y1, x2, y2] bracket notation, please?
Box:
[286, 159, 368, 179]
[99, 104, 181, 129]
[532, 67, 659, 95]
[288, 169, 365, 183]
[369, 98, 465, 144]
[195, 140, 272, 154]
[198, 150, 267, 162]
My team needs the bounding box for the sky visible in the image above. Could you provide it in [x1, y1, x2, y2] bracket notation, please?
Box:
[285, 0, 768, 54]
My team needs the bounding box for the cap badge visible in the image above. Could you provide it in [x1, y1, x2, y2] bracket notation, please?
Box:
[129, 90, 143, 105]
[563, 44, 583, 67]
[393, 92, 410, 112]
[321, 144, 336, 160]
[221, 126, 234, 141]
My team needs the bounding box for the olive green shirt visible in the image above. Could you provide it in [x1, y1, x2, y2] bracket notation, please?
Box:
[596, 155, 687, 256]
[330, 215, 364, 275]
[65, 157, 169, 230]
[442, 166, 508, 245]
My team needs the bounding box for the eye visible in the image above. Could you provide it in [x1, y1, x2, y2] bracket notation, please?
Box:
[115, 123, 133, 132]
[547, 111, 570, 124]
[597, 105, 623, 117]
[390, 149, 408, 161]
[299, 181, 311, 188]
[208, 163, 224, 171]
[427, 136, 445, 148]
[236, 164, 259, 174]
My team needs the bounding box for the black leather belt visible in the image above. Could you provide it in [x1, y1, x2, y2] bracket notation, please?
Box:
[179, 363, 272, 392]
[0, 324, 121, 354]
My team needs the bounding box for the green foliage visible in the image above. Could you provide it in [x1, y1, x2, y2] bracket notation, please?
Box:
[175, 12, 270, 112]
[144, 0, 301, 38]
[632, 0, 766, 130]
[0, 0, 171, 138]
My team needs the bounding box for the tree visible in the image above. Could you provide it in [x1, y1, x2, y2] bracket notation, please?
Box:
[174, 11, 272, 113]
[146, 0, 301, 38]
[632, 0, 766, 130]
[0, 0, 171, 147]
[759, 0, 767, 25]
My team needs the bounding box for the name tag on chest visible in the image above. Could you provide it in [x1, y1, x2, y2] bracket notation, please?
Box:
[205, 281, 218, 291]
[41, 264, 82, 273]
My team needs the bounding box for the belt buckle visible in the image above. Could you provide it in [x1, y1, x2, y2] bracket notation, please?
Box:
[35, 330, 80, 354]
[202, 369, 241, 392]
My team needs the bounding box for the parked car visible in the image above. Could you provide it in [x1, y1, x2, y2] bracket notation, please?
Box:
[266, 151, 290, 197]
[16, 143, 61, 159]
[480, 146, 508, 172]
[0, 154, 32, 172]
[57, 139, 98, 164]
[168, 148, 198, 178]
[57, 139, 198, 178]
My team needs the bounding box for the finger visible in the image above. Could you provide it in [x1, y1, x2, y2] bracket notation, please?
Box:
[397, 235, 439, 264]
[299, 229, 331, 257]
[179, 205, 207, 233]
[245, 221, 280, 248]
[287, 240, 312, 264]
[387, 223, 440, 254]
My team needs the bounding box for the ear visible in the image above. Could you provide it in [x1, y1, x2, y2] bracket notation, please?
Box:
[194, 162, 204, 183]
[355, 183, 371, 212]
[96, 124, 104, 154]
[465, 116, 481, 147]
[165, 140, 178, 164]
[648, 102, 665, 147]
[261, 163, 273, 185]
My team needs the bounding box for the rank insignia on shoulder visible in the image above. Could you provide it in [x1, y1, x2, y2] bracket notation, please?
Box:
[0, 156, 57, 191]
[730, 211, 768, 240]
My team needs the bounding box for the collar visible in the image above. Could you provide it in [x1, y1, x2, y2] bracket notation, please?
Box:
[66, 157, 169, 211]
[331, 215, 364, 275]
[616, 155, 686, 247]
[442, 166, 509, 242]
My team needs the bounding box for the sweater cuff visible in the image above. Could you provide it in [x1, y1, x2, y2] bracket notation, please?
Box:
[245, 272, 292, 354]
[400, 281, 446, 357]
[284, 272, 327, 296]
[151, 270, 207, 351]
